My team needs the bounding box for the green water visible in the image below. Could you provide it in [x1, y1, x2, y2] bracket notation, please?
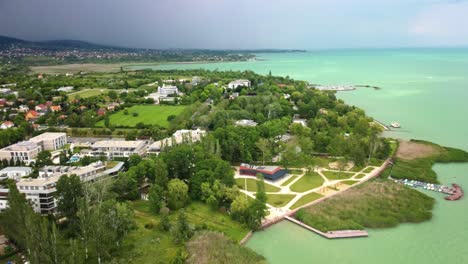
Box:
[129, 49, 468, 263]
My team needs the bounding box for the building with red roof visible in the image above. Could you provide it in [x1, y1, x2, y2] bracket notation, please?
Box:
[239, 163, 288, 181]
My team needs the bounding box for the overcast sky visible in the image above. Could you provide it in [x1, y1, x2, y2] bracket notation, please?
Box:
[1, 0, 468, 49]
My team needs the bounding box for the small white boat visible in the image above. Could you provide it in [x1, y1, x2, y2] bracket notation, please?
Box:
[390, 122, 401, 128]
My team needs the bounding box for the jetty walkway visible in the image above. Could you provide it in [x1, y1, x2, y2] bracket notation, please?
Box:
[284, 216, 368, 239]
[393, 178, 464, 201]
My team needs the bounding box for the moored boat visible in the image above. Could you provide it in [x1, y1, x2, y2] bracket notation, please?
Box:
[390, 121, 401, 128]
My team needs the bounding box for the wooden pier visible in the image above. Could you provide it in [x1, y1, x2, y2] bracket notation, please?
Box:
[284, 216, 368, 239]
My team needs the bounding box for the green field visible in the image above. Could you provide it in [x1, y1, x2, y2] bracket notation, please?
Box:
[363, 167, 375, 173]
[266, 194, 296, 207]
[96, 105, 187, 128]
[115, 201, 250, 263]
[236, 178, 280, 193]
[354, 173, 367, 179]
[342, 180, 359, 185]
[68, 88, 109, 100]
[290, 192, 323, 209]
[322, 171, 355, 180]
[280, 176, 298, 186]
[290, 172, 324, 192]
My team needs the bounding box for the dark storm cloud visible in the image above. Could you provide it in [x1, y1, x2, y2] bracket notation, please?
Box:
[0, 0, 467, 49]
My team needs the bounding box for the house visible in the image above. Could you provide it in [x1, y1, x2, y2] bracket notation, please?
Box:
[37, 74, 43, 79]
[18, 105, 29, 113]
[57, 86, 74, 92]
[25, 110, 39, 121]
[0, 167, 32, 181]
[96, 108, 107, 116]
[35, 104, 48, 113]
[235, 119, 258, 127]
[107, 102, 120, 111]
[163, 79, 175, 84]
[0, 121, 14, 129]
[293, 118, 307, 127]
[50, 105, 62, 112]
[0, 99, 6, 107]
[239, 163, 288, 181]
[228, 79, 251, 89]
[319, 108, 328, 115]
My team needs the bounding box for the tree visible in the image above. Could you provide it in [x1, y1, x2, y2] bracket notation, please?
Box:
[36, 150, 52, 167]
[148, 184, 165, 213]
[167, 179, 189, 210]
[55, 174, 84, 235]
[171, 211, 193, 244]
[246, 174, 267, 230]
[256, 138, 271, 165]
[159, 207, 171, 231]
[153, 158, 169, 186]
[112, 173, 139, 200]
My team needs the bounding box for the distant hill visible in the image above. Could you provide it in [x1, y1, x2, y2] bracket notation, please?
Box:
[0, 35, 306, 53]
[0, 35, 28, 45]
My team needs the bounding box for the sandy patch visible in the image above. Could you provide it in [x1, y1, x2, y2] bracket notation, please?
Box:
[396, 140, 440, 160]
[329, 161, 355, 171]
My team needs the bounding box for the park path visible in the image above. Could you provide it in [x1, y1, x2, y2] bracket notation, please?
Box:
[234, 162, 385, 221]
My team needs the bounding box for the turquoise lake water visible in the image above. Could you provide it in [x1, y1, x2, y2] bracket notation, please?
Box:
[129, 49, 468, 264]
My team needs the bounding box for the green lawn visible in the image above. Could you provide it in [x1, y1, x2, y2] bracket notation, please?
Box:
[290, 192, 323, 209]
[354, 173, 367, 179]
[342, 180, 359, 185]
[322, 171, 355, 180]
[280, 176, 298, 187]
[363, 167, 375, 173]
[96, 105, 187, 128]
[115, 201, 250, 263]
[235, 178, 281, 193]
[288, 169, 304, 175]
[68, 88, 109, 100]
[266, 194, 296, 207]
[289, 172, 324, 192]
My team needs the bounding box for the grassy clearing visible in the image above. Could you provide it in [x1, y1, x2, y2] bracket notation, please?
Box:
[363, 167, 375, 173]
[235, 178, 280, 193]
[288, 169, 303, 175]
[115, 201, 250, 263]
[290, 192, 323, 209]
[354, 173, 366, 179]
[390, 140, 468, 183]
[322, 171, 354, 180]
[68, 88, 109, 100]
[296, 179, 434, 232]
[341, 180, 358, 185]
[266, 194, 296, 207]
[96, 105, 187, 128]
[186, 231, 266, 264]
[289, 172, 324, 192]
[280, 176, 298, 186]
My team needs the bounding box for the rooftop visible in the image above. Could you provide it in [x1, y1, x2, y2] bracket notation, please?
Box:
[92, 140, 146, 149]
[2, 141, 40, 151]
[29, 132, 66, 142]
[0, 167, 32, 173]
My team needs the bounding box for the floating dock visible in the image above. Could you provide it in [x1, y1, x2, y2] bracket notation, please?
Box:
[393, 178, 463, 201]
[284, 216, 368, 239]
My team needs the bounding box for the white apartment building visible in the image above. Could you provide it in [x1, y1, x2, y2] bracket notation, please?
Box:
[228, 79, 251, 89]
[148, 129, 206, 154]
[157, 85, 179, 96]
[15, 161, 115, 214]
[0, 167, 32, 181]
[29, 132, 67, 151]
[83, 140, 147, 159]
[0, 141, 42, 165]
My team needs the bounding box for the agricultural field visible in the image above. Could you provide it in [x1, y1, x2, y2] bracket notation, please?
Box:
[96, 105, 187, 128]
